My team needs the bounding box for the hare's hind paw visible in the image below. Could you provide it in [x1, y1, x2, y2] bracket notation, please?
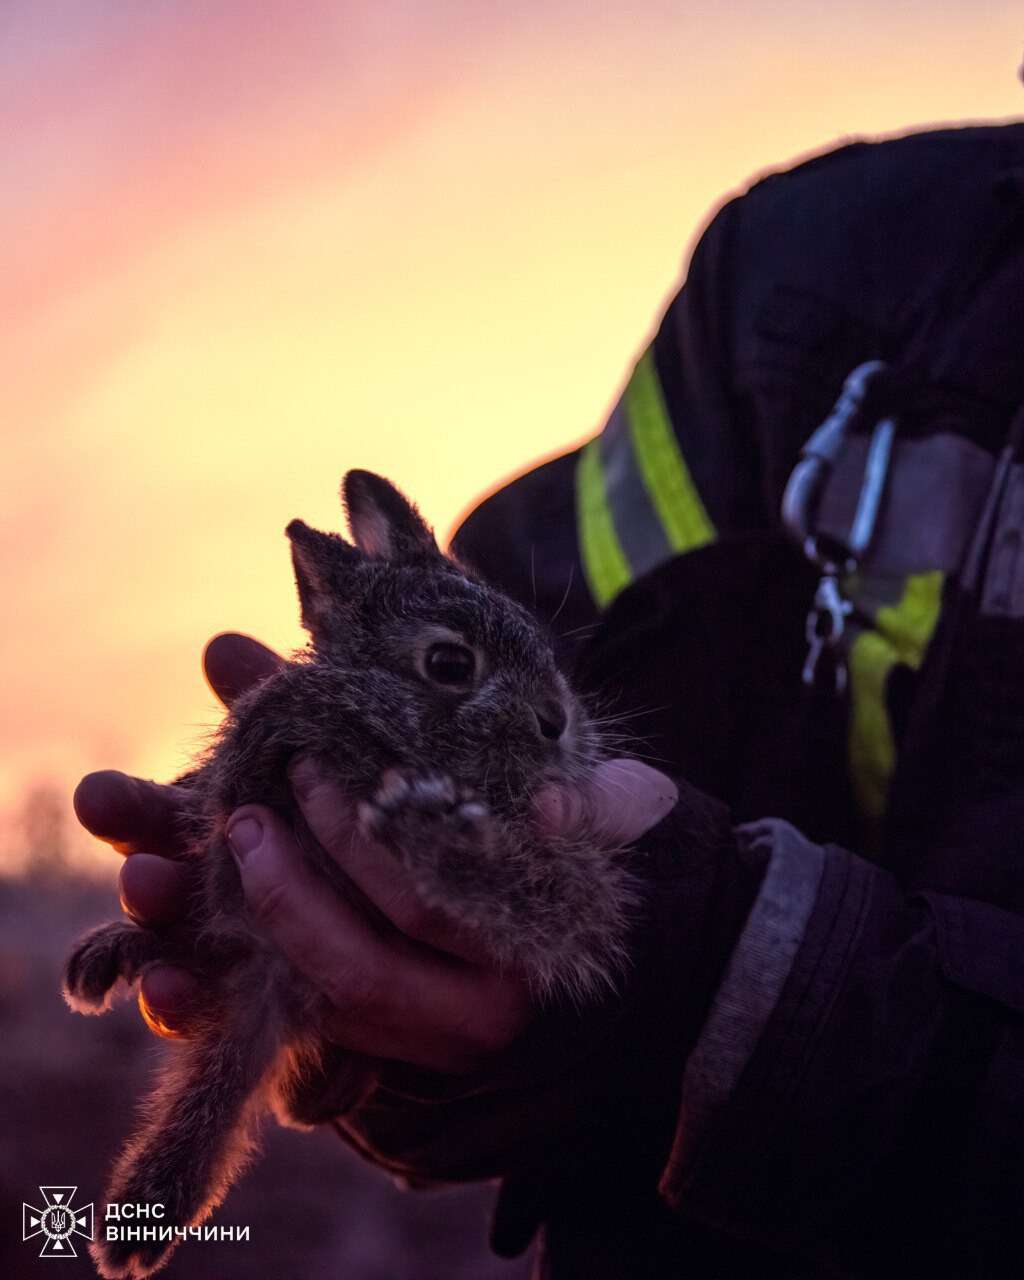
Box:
[63, 921, 162, 1014]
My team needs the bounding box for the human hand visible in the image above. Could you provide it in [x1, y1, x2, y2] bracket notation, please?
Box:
[72, 633, 285, 1035]
[73, 632, 679, 1070]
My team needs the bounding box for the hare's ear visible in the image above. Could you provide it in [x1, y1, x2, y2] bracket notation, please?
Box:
[342, 470, 440, 561]
[286, 519, 359, 637]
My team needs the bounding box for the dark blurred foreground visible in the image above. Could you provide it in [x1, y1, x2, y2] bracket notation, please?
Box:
[0, 839, 531, 1280]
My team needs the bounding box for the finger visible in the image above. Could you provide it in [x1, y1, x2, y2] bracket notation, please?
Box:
[73, 770, 195, 858]
[203, 632, 285, 708]
[534, 759, 678, 846]
[138, 964, 202, 1039]
[289, 759, 494, 965]
[119, 853, 191, 926]
[227, 806, 530, 1071]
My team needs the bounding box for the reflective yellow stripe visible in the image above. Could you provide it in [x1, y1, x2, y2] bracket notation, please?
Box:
[624, 349, 715, 555]
[577, 346, 716, 609]
[576, 437, 631, 608]
[848, 570, 944, 822]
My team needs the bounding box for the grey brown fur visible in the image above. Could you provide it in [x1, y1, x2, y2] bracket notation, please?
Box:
[63, 470, 634, 1278]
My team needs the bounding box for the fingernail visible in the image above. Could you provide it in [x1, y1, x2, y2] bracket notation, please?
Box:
[628, 762, 679, 821]
[227, 817, 263, 864]
[138, 966, 198, 1040]
[138, 989, 189, 1040]
[589, 760, 679, 844]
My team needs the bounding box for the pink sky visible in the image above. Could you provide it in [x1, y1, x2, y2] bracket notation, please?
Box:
[2, 1, 1022, 866]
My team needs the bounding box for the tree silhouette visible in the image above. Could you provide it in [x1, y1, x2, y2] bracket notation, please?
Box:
[19, 782, 68, 879]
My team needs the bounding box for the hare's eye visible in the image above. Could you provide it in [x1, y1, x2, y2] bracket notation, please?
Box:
[424, 642, 475, 687]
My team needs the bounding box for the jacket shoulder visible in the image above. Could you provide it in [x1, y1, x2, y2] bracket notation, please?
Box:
[742, 121, 1024, 203]
[704, 122, 1024, 321]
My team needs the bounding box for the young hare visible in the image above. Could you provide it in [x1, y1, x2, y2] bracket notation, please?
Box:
[63, 471, 634, 1278]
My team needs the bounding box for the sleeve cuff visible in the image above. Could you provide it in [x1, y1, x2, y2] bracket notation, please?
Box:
[659, 818, 826, 1196]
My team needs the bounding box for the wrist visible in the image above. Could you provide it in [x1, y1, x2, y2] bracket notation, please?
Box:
[630, 778, 768, 1078]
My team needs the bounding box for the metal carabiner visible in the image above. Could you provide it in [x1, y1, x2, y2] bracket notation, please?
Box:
[782, 360, 896, 693]
[781, 359, 886, 548]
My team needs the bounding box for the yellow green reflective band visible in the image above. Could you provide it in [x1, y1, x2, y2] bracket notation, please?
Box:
[576, 437, 631, 608]
[848, 570, 944, 821]
[577, 345, 716, 609]
[624, 349, 715, 555]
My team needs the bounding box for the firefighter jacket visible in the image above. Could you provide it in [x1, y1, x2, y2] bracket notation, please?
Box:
[450, 121, 1024, 1278]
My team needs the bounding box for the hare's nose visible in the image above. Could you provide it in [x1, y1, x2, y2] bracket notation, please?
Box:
[533, 698, 567, 742]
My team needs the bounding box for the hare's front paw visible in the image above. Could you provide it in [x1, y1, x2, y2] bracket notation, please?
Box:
[359, 769, 497, 884]
[62, 921, 162, 1014]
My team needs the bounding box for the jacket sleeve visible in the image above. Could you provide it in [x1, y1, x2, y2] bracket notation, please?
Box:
[663, 816, 1024, 1273]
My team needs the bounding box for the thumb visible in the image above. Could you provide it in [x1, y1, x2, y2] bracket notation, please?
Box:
[224, 806, 310, 942]
[534, 759, 678, 846]
[224, 804, 383, 1001]
[203, 632, 285, 708]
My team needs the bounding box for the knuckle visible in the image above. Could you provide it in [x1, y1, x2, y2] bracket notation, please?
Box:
[246, 878, 293, 931]
[287, 755, 321, 804]
[292, 779, 357, 851]
[229, 801, 274, 828]
[321, 964, 381, 1019]
[388, 891, 433, 939]
[470, 1018, 515, 1060]
[459, 996, 523, 1063]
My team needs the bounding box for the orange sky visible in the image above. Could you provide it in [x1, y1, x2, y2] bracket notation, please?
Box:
[2, 1, 1022, 867]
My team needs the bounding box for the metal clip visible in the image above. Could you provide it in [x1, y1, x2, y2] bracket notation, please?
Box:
[802, 563, 854, 693]
[782, 360, 896, 694]
[781, 360, 886, 548]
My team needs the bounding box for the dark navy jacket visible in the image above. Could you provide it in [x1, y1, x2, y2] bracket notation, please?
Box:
[453, 122, 1024, 1278]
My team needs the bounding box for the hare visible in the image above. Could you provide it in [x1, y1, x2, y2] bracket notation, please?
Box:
[63, 470, 635, 1279]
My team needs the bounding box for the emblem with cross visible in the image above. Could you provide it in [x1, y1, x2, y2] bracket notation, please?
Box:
[22, 1186, 94, 1258]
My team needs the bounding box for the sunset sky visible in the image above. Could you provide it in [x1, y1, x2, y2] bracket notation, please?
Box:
[2, 2, 1022, 866]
